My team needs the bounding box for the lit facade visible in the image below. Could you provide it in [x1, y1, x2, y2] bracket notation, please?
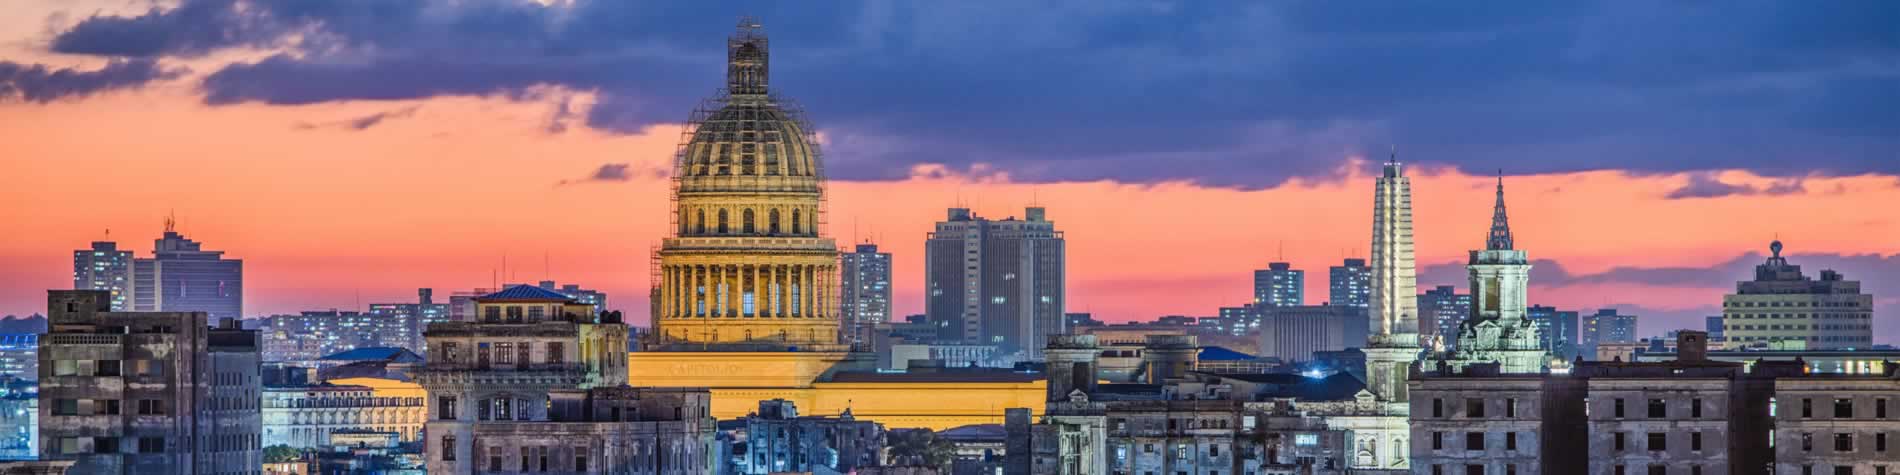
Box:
[0, 335, 36, 379]
[127, 225, 243, 321]
[259, 310, 415, 363]
[1331, 258, 1372, 308]
[925, 206, 1066, 360]
[840, 243, 893, 347]
[1527, 305, 1581, 361]
[1582, 309, 1639, 361]
[1365, 156, 1421, 405]
[72, 241, 132, 311]
[1256, 262, 1305, 307]
[261, 378, 427, 449]
[366, 288, 448, 354]
[1721, 241, 1875, 350]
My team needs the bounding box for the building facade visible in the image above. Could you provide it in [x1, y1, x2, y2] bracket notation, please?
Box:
[1257, 262, 1306, 307]
[126, 224, 244, 321]
[841, 243, 894, 348]
[1721, 241, 1875, 350]
[734, 399, 886, 474]
[1258, 305, 1370, 363]
[926, 206, 1066, 360]
[262, 378, 427, 449]
[1441, 178, 1545, 374]
[1582, 310, 1640, 361]
[40, 290, 261, 475]
[1527, 306, 1581, 361]
[0, 335, 36, 379]
[1331, 258, 1372, 308]
[1419, 286, 1473, 353]
[72, 241, 132, 311]
[259, 310, 416, 363]
[0, 377, 36, 460]
[366, 288, 449, 354]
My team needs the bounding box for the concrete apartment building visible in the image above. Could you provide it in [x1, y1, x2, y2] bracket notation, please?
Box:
[925, 207, 1065, 360]
[1256, 262, 1306, 307]
[840, 243, 894, 348]
[730, 399, 886, 474]
[1330, 258, 1372, 308]
[40, 289, 261, 475]
[127, 225, 244, 321]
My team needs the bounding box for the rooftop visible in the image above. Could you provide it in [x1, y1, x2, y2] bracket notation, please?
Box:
[319, 347, 423, 363]
[476, 284, 576, 302]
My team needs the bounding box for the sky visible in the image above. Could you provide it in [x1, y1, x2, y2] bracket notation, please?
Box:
[2, 1, 1897, 341]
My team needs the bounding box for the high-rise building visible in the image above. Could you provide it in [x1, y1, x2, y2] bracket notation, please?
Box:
[1365, 154, 1421, 405]
[1256, 305, 1369, 363]
[259, 310, 417, 363]
[127, 221, 243, 320]
[839, 243, 893, 347]
[1581, 309, 1639, 360]
[366, 288, 448, 353]
[72, 241, 132, 311]
[1328, 258, 1371, 307]
[1418, 286, 1473, 352]
[1254, 262, 1304, 307]
[417, 284, 712, 474]
[1442, 176, 1545, 374]
[925, 206, 1066, 360]
[1527, 305, 1580, 360]
[1721, 240, 1874, 350]
[41, 290, 261, 474]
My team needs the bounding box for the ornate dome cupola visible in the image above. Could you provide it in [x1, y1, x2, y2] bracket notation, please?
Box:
[654, 18, 841, 349]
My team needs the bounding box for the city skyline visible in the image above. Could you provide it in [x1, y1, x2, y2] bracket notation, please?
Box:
[3, 2, 1898, 343]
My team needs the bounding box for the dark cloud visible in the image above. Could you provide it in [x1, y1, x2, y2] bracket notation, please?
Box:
[1663, 173, 1806, 200]
[557, 163, 666, 185]
[35, 0, 1900, 186]
[292, 106, 420, 131]
[0, 58, 182, 102]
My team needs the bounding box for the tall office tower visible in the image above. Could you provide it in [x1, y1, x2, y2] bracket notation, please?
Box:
[1328, 258, 1371, 307]
[652, 19, 843, 350]
[1364, 155, 1421, 402]
[418, 284, 712, 474]
[1417, 286, 1473, 351]
[1443, 177, 1546, 373]
[839, 243, 893, 347]
[1527, 305, 1580, 360]
[126, 219, 243, 320]
[1581, 309, 1639, 360]
[41, 290, 261, 474]
[367, 288, 449, 353]
[1253, 262, 1304, 307]
[536, 281, 609, 316]
[73, 241, 133, 311]
[925, 207, 1066, 360]
[1721, 240, 1874, 350]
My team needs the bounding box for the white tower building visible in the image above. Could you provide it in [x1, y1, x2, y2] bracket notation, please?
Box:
[1443, 175, 1546, 373]
[1364, 156, 1422, 402]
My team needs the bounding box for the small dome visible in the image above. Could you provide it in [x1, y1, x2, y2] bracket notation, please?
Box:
[1770, 240, 1783, 258]
[676, 98, 819, 181]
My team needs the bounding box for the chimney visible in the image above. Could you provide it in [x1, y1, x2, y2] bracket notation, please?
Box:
[1677, 330, 1709, 362]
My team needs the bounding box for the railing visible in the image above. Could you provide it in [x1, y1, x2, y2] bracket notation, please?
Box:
[47, 334, 120, 345]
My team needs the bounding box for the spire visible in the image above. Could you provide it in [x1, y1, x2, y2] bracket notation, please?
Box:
[1486, 170, 1514, 250]
[727, 17, 769, 95]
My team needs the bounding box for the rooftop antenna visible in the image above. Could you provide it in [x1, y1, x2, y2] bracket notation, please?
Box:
[1277, 240, 1285, 262]
[164, 210, 176, 233]
[544, 251, 550, 282]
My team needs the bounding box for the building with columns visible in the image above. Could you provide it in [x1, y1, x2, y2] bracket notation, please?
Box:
[1438, 177, 1547, 374]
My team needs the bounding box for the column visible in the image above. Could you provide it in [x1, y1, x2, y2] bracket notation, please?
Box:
[661, 266, 673, 319]
[753, 264, 764, 318]
[714, 265, 725, 318]
[803, 264, 815, 319]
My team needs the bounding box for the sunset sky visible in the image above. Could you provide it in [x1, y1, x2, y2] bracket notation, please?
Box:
[2, 1, 1896, 341]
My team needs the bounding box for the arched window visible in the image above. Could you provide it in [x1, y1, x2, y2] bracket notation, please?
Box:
[694, 209, 706, 235]
[742, 209, 756, 234]
[717, 209, 729, 234]
[769, 209, 781, 234]
[792, 209, 802, 235]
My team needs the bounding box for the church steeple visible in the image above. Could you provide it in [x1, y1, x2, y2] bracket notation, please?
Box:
[1486, 171, 1514, 251]
[727, 17, 770, 95]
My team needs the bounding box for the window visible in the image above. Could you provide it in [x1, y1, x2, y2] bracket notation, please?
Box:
[1879, 399, 1889, 419]
[1615, 432, 1627, 451]
[1506, 398, 1517, 418]
[1803, 398, 1814, 418]
[1649, 465, 1666, 475]
[1616, 465, 1626, 475]
[1692, 432, 1703, 451]
[438, 396, 458, 420]
[506, 306, 523, 322]
[1508, 465, 1517, 475]
[484, 307, 500, 321]
[1877, 433, 1887, 452]
[1834, 399, 1855, 418]
[442, 342, 460, 363]
[546, 342, 564, 364]
[1466, 465, 1484, 475]
[1434, 465, 1445, 475]
[138, 437, 164, 453]
[1466, 433, 1485, 451]
[1693, 466, 1703, 475]
[1467, 399, 1485, 418]
[1835, 433, 1854, 452]
[1433, 432, 1444, 450]
[1648, 433, 1667, 451]
[52, 399, 76, 416]
[93, 437, 117, 454]
[519, 343, 531, 365]
[1506, 432, 1518, 450]
[1649, 399, 1666, 418]
[441, 435, 456, 461]
[488, 447, 502, 472]
[137, 399, 165, 415]
[1692, 398, 1703, 418]
[1803, 432, 1814, 452]
[496, 343, 514, 364]
[1836, 468, 1854, 475]
[1615, 398, 1626, 418]
[1433, 399, 1444, 418]
[576, 454, 588, 472]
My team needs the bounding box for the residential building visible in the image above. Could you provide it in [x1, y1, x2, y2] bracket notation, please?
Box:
[1772, 370, 1900, 475]
[72, 241, 132, 311]
[40, 289, 261, 474]
[733, 399, 885, 474]
[926, 206, 1066, 360]
[1527, 306, 1581, 361]
[1721, 240, 1875, 350]
[262, 378, 427, 449]
[417, 284, 713, 473]
[841, 242, 894, 348]
[1419, 286, 1473, 353]
[0, 335, 36, 379]
[1582, 309, 1640, 361]
[259, 310, 416, 363]
[126, 223, 244, 321]
[1258, 305, 1370, 364]
[1257, 262, 1306, 307]
[366, 288, 448, 353]
[1330, 258, 1372, 308]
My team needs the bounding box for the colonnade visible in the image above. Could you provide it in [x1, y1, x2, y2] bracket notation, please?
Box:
[659, 263, 834, 320]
